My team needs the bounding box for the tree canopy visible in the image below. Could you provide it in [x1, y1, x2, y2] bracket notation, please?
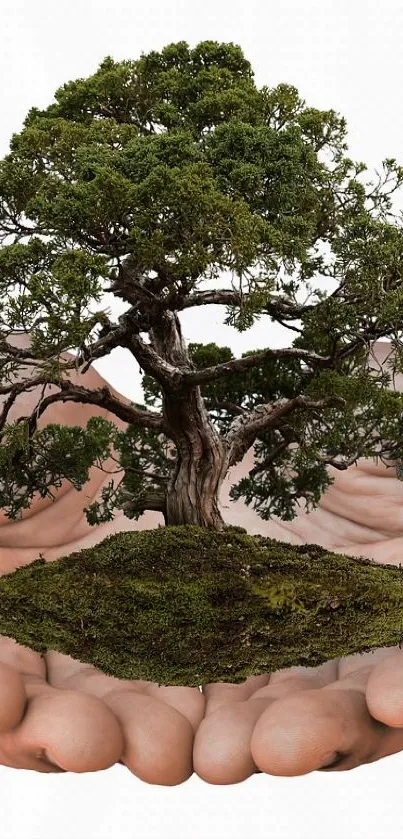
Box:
[1, 40, 403, 529]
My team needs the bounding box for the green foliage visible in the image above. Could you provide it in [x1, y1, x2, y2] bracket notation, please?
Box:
[1, 40, 403, 528]
[83, 423, 176, 525]
[0, 416, 115, 520]
[0, 40, 356, 298]
[143, 341, 307, 429]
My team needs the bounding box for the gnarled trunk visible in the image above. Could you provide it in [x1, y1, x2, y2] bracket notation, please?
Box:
[150, 310, 229, 529]
[163, 393, 228, 529]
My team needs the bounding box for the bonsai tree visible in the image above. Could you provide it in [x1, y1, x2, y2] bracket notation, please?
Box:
[1, 40, 403, 685]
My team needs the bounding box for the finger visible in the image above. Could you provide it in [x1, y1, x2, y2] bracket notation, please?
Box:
[264, 658, 339, 692]
[366, 650, 403, 726]
[250, 669, 386, 776]
[47, 652, 206, 737]
[45, 650, 92, 685]
[0, 637, 47, 679]
[15, 688, 124, 773]
[319, 470, 403, 533]
[202, 674, 269, 716]
[46, 650, 149, 695]
[193, 661, 338, 784]
[202, 659, 339, 720]
[337, 645, 401, 680]
[104, 689, 194, 786]
[341, 538, 403, 566]
[0, 663, 27, 731]
[144, 684, 206, 734]
[193, 697, 270, 784]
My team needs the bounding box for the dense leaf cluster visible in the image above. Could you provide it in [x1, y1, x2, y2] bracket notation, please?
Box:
[1, 40, 403, 526]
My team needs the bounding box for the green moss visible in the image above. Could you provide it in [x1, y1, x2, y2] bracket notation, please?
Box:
[0, 525, 403, 686]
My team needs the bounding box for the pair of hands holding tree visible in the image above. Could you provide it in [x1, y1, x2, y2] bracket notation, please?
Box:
[0, 336, 403, 783]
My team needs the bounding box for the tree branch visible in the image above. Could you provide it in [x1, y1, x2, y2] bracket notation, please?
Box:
[249, 446, 366, 480]
[120, 488, 167, 516]
[107, 257, 163, 310]
[0, 376, 169, 438]
[247, 437, 292, 474]
[103, 452, 170, 486]
[225, 394, 346, 468]
[182, 346, 331, 389]
[121, 321, 184, 390]
[206, 399, 248, 416]
[0, 305, 185, 392]
[0, 321, 127, 376]
[177, 288, 312, 320]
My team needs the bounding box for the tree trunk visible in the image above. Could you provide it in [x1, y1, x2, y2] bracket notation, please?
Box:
[149, 310, 229, 529]
[163, 386, 228, 529]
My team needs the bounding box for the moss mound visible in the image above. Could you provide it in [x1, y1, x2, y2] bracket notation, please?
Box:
[0, 524, 403, 686]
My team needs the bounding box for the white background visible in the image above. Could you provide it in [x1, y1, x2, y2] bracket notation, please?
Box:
[1, 1, 403, 837]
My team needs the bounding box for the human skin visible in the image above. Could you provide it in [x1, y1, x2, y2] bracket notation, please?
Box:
[0, 332, 204, 783]
[1, 335, 403, 783]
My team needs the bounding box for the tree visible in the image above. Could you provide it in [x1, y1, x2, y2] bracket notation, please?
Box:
[1, 40, 403, 685]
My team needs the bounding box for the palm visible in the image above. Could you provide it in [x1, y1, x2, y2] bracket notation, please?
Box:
[0, 334, 402, 782]
[195, 452, 403, 782]
[0, 336, 203, 783]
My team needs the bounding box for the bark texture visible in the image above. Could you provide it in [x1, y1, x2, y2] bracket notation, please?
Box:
[147, 310, 229, 528]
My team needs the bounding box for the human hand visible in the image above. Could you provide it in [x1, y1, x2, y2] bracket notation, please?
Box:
[193, 645, 403, 782]
[0, 332, 204, 782]
[2, 333, 402, 784]
[193, 443, 403, 783]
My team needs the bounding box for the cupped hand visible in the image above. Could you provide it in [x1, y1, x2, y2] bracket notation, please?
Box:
[193, 646, 403, 783]
[193, 446, 403, 783]
[0, 333, 204, 783]
[2, 333, 403, 784]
